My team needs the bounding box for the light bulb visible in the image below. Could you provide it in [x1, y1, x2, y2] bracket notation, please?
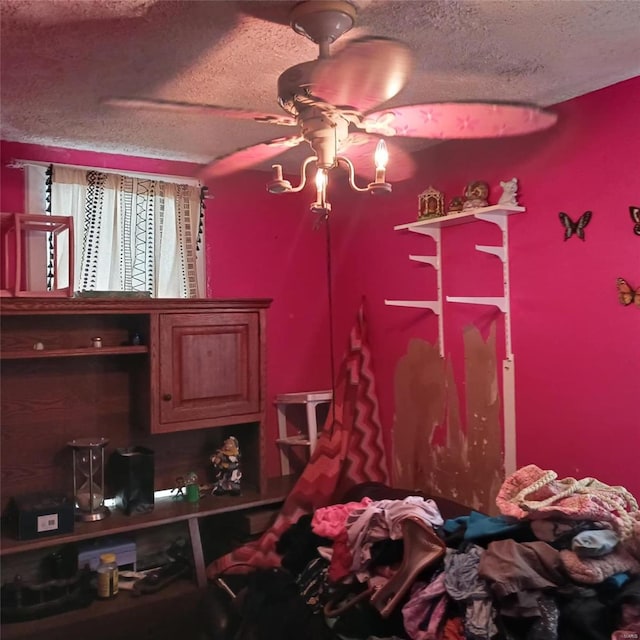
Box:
[311, 168, 331, 215]
[315, 168, 328, 191]
[374, 139, 389, 171]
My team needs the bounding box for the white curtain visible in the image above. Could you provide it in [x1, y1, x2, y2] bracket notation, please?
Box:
[48, 166, 202, 298]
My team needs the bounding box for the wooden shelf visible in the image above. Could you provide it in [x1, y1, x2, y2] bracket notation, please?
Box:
[0, 297, 272, 315]
[1, 475, 295, 557]
[0, 296, 279, 638]
[0, 578, 200, 640]
[0, 346, 149, 360]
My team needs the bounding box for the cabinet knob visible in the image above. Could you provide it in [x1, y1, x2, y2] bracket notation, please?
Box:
[163, 393, 172, 401]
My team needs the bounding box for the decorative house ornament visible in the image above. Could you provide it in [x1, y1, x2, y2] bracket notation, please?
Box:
[462, 181, 490, 210]
[630, 206, 640, 236]
[559, 210, 592, 241]
[447, 196, 465, 214]
[498, 177, 519, 207]
[418, 186, 445, 220]
[616, 278, 640, 307]
[0, 213, 74, 298]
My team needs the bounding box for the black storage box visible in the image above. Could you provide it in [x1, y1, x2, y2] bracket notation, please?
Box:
[10, 492, 75, 541]
[108, 446, 155, 515]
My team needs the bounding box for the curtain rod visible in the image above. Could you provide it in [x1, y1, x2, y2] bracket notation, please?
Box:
[7, 158, 204, 189]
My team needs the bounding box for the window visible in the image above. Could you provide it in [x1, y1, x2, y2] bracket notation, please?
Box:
[25, 163, 206, 298]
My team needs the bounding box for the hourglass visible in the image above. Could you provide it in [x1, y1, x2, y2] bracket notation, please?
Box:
[68, 437, 109, 521]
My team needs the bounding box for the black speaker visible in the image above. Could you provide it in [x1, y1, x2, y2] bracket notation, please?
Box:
[108, 447, 154, 516]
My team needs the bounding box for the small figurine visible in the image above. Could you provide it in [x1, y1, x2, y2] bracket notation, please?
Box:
[172, 471, 200, 501]
[418, 186, 445, 220]
[498, 177, 519, 207]
[184, 471, 200, 503]
[448, 196, 465, 214]
[172, 476, 186, 499]
[210, 436, 242, 496]
[462, 180, 490, 211]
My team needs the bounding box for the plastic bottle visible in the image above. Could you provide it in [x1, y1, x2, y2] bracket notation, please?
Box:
[96, 552, 119, 599]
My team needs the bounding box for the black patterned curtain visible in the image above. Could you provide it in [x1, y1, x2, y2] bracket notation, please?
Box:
[49, 165, 203, 297]
[45, 164, 54, 290]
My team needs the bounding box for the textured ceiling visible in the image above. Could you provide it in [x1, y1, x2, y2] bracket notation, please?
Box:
[1, 0, 640, 175]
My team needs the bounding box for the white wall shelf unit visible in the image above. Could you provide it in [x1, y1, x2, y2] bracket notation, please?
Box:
[393, 204, 524, 229]
[385, 203, 525, 474]
[275, 390, 333, 475]
[384, 224, 444, 357]
[443, 206, 523, 359]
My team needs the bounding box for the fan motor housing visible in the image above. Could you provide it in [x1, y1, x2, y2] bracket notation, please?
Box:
[277, 61, 318, 117]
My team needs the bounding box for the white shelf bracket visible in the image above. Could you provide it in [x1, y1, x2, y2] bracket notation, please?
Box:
[445, 296, 508, 312]
[475, 244, 505, 261]
[384, 299, 442, 315]
[409, 255, 438, 268]
[386, 225, 444, 357]
[473, 210, 513, 360]
[416, 227, 444, 358]
[474, 212, 508, 230]
[409, 227, 440, 240]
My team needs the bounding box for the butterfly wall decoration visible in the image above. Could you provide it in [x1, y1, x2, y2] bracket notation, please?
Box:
[616, 277, 640, 307]
[630, 206, 640, 236]
[559, 211, 593, 241]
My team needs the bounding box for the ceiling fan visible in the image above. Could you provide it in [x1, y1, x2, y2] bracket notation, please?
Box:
[106, 0, 557, 210]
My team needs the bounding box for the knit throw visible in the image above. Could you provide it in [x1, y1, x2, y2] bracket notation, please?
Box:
[495, 464, 639, 540]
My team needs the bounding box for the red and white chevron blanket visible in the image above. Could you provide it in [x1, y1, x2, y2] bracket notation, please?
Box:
[206, 302, 389, 578]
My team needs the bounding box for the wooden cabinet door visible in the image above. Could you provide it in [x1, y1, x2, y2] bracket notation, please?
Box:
[156, 312, 261, 431]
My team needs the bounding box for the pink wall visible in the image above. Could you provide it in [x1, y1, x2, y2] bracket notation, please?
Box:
[2, 75, 638, 495]
[201, 170, 335, 476]
[325, 76, 640, 497]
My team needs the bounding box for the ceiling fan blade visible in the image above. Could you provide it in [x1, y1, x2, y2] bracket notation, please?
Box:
[104, 97, 296, 126]
[197, 135, 304, 180]
[339, 133, 416, 182]
[311, 37, 412, 114]
[363, 102, 558, 139]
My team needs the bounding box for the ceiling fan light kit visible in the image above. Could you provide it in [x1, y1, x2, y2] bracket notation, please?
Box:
[106, 0, 559, 217]
[268, 136, 391, 216]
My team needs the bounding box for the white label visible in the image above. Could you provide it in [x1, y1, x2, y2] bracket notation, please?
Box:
[37, 513, 59, 532]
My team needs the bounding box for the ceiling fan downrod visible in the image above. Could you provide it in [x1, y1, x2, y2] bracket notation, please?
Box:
[290, 1, 356, 59]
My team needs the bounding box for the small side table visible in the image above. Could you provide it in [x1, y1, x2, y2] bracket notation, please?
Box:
[275, 390, 333, 475]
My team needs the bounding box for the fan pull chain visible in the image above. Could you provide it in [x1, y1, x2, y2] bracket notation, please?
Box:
[324, 214, 337, 433]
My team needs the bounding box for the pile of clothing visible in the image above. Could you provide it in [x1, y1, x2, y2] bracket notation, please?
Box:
[270, 465, 640, 640]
